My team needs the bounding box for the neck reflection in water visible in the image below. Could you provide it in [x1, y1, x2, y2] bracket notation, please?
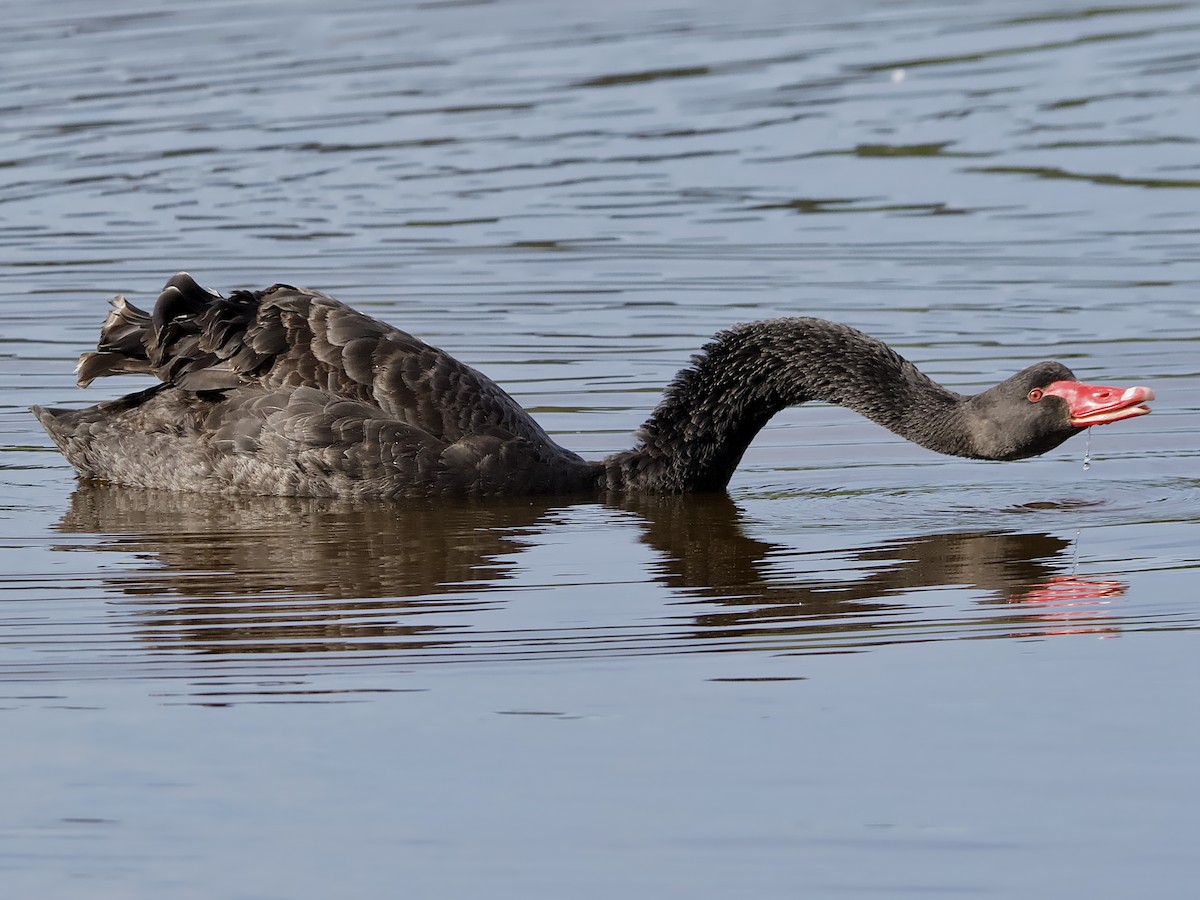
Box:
[54, 484, 1125, 663]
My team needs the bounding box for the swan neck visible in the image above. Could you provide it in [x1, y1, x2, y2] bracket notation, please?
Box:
[602, 318, 970, 492]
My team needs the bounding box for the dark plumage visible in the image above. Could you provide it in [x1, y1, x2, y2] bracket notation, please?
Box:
[33, 274, 1154, 498]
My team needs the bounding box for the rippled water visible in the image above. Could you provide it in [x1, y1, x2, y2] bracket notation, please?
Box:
[2, 0, 1199, 897]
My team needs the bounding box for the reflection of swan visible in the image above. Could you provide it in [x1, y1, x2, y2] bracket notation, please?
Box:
[622, 494, 1122, 643]
[58, 482, 551, 601]
[35, 273, 1152, 497]
[55, 485, 1124, 660]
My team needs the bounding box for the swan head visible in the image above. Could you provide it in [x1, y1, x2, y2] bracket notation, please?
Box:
[966, 361, 1154, 461]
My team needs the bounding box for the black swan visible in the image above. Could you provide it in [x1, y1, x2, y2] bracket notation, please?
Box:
[33, 273, 1154, 499]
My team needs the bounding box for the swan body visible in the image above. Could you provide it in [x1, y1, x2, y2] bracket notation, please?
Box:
[34, 274, 1154, 498]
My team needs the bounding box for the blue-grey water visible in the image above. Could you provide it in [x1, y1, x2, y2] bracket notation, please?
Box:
[2, 0, 1199, 897]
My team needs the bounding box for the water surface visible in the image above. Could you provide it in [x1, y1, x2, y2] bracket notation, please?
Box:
[1, 0, 1198, 897]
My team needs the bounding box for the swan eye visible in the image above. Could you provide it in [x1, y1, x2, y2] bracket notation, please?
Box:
[1028, 388, 1044, 403]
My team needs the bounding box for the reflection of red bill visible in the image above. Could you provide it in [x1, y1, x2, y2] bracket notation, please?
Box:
[1013, 576, 1125, 637]
[1021, 576, 1126, 606]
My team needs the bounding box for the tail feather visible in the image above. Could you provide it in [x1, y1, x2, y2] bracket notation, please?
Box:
[151, 272, 222, 334]
[32, 385, 171, 475]
[76, 295, 153, 387]
[74, 273, 231, 389]
[31, 405, 68, 452]
[66, 271, 293, 398]
[75, 350, 151, 387]
[145, 272, 255, 389]
[98, 295, 152, 355]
